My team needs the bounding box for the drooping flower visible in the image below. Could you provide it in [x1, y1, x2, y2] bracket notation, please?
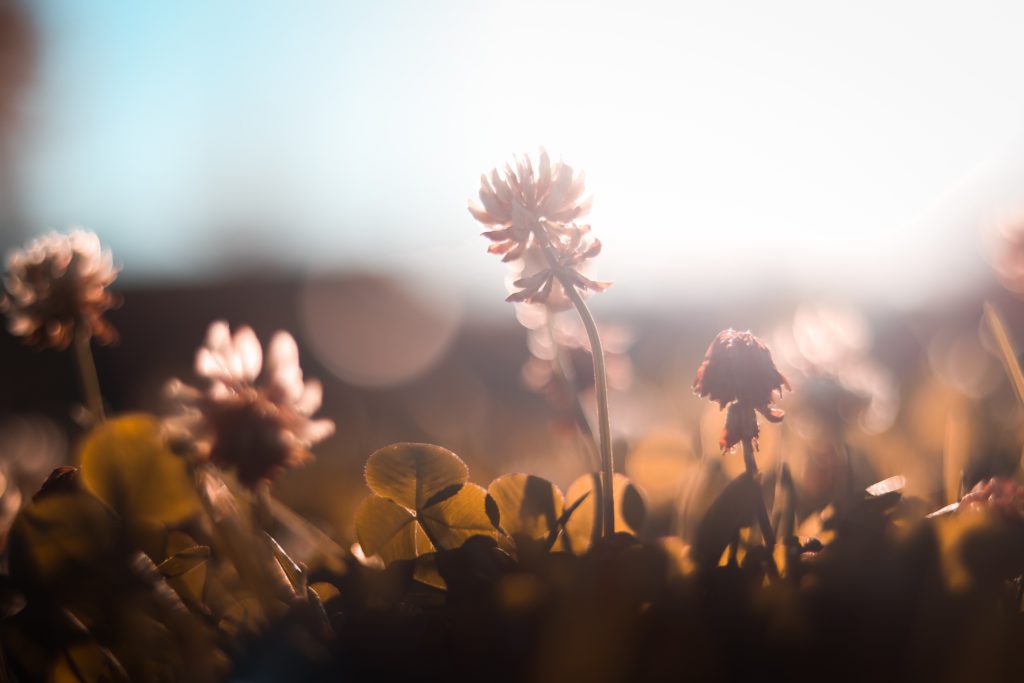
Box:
[1, 229, 119, 350]
[693, 329, 790, 450]
[469, 148, 591, 262]
[166, 322, 335, 487]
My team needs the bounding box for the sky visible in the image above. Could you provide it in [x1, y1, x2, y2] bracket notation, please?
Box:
[13, 0, 1024, 308]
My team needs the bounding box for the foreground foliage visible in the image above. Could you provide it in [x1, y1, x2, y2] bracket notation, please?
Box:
[1, 419, 1023, 682]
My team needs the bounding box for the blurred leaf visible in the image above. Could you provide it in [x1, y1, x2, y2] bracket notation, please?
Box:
[487, 474, 565, 540]
[544, 490, 589, 551]
[937, 510, 1024, 589]
[165, 531, 199, 558]
[693, 471, 760, 569]
[865, 475, 906, 497]
[265, 533, 307, 596]
[309, 581, 341, 604]
[413, 553, 447, 590]
[157, 546, 209, 578]
[355, 495, 418, 565]
[564, 473, 646, 553]
[49, 642, 125, 683]
[79, 414, 200, 526]
[364, 443, 468, 510]
[420, 483, 498, 549]
[674, 458, 730, 543]
[8, 491, 118, 590]
[159, 546, 209, 608]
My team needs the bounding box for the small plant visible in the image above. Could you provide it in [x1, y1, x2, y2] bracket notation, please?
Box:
[1, 229, 120, 422]
[2, 172, 1024, 683]
[469, 150, 617, 537]
[693, 329, 789, 551]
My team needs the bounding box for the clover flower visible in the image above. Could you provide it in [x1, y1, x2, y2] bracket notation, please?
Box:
[694, 329, 790, 450]
[167, 322, 334, 487]
[470, 151, 608, 306]
[469, 148, 591, 262]
[470, 150, 616, 535]
[1, 229, 119, 350]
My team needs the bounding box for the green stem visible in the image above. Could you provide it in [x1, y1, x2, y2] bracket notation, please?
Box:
[73, 332, 105, 424]
[742, 437, 776, 549]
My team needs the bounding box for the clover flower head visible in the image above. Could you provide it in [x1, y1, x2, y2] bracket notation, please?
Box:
[1, 229, 119, 349]
[469, 150, 610, 306]
[167, 321, 335, 487]
[694, 329, 790, 450]
[469, 148, 591, 262]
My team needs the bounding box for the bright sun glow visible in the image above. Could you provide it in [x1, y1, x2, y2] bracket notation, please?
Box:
[19, 0, 1024, 306]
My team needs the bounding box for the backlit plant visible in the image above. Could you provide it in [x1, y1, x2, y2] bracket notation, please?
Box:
[0, 191, 1022, 682]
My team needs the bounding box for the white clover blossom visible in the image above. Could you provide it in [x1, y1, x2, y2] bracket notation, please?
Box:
[469, 150, 608, 304]
[1, 229, 119, 349]
[167, 321, 334, 487]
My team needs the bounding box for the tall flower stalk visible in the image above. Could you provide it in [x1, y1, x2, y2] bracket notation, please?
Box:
[694, 329, 790, 549]
[1, 229, 120, 424]
[470, 150, 616, 536]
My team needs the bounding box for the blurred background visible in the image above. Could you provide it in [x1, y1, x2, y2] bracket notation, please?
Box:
[2, 0, 1024, 540]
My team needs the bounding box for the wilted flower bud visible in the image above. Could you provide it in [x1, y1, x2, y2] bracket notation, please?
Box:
[694, 329, 789, 450]
[1, 229, 119, 349]
[166, 322, 335, 488]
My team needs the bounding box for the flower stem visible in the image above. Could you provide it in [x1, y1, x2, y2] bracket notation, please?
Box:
[73, 332, 105, 424]
[741, 437, 776, 549]
[561, 281, 615, 537]
[546, 312, 601, 472]
[531, 222, 614, 537]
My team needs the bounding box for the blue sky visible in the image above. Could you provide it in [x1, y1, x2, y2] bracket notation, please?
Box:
[15, 1, 1024, 307]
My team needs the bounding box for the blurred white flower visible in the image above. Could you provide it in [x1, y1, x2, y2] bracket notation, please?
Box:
[167, 321, 334, 487]
[1, 229, 119, 349]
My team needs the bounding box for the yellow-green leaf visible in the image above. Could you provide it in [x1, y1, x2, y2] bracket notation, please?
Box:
[564, 473, 646, 553]
[157, 545, 210, 578]
[8, 491, 118, 589]
[310, 581, 341, 604]
[420, 483, 497, 550]
[79, 414, 200, 525]
[49, 642, 122, 683]
[355, 495, 419, 565]
[487, 474, 564, 540]
[413, 553, 447, 590]
[159, 545, 210, 604]
[364, 443, 467, 510]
